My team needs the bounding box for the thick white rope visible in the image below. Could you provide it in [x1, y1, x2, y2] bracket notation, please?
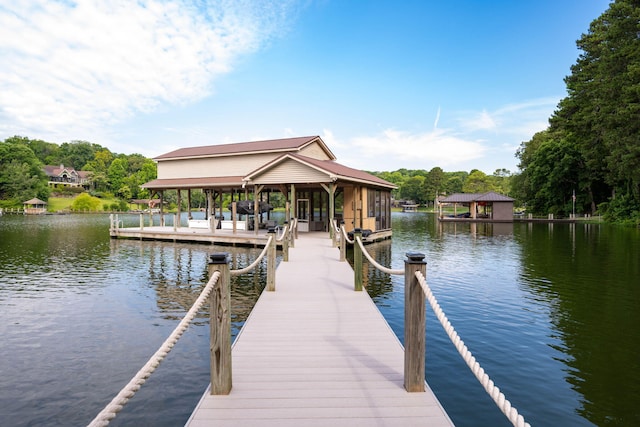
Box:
[87, 271, 222, 427]
[230, 235, 273, 276]
[276, 225, 289, 242]
[355, 236, 404, 275]
[415, 271, 531, 427]
[331, 218, 341, 235]
[341, 224, 354, 244]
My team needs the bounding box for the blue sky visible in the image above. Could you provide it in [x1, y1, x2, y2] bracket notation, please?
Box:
[0, 0, 611, 173]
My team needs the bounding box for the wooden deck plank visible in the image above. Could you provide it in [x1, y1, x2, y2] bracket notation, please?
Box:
[186, 232, 453, 427]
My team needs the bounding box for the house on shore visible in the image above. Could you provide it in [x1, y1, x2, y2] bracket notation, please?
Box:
[141, 136, 396, 238]
[438, 192, 515, 222]
[44, 165, 92, 189]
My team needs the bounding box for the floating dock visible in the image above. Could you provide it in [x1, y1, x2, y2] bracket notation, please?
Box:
[185, 232, 453, 427]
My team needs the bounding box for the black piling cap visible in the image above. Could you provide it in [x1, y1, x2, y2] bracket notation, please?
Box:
[405, 252, 426, 263]
[209, 252, 229, 264]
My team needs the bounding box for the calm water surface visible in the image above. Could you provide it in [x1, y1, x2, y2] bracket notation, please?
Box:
[0, 212, 638, 426]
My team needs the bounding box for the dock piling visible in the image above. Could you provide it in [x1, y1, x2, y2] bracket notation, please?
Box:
[207, 253, 232, 395]
[404, 252, 427, 392]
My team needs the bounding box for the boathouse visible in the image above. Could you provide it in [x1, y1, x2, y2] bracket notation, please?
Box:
[142, 136, 396, 238]
[438, 191, 515, 222]
[23, 197, 47, 215]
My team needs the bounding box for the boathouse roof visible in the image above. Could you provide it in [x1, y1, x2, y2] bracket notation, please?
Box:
[143, 136, 395, 190]
[440, 191, 514, 203]
[153, 136, 336, 161]
[23, 197, 48, 205]
[244, 153, 396, 189]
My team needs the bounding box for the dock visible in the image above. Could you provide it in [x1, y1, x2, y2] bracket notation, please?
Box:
[185, 232, 453, 427]
[110, 221, 274, 247]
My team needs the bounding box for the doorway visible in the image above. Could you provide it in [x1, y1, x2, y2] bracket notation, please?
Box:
[297, 199, 309, 232]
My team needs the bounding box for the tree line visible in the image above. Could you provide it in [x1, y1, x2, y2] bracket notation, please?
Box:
[0, 133, 512, 211]
[369, 167, 513, 206]
[513, 0, 639, 225]
[0, 136, 157, 209]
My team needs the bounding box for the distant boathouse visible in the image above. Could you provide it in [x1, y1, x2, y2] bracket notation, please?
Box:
[141, 136, 396, 239]
[438, 191, 515, 222]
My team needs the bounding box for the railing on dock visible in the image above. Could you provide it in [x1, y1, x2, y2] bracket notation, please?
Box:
[89, 217, 529, 427]
[344, 224, 530, 427]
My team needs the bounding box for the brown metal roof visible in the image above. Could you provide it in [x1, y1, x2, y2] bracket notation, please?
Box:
[153, 136, 335, 160]
[440, 192, 514, 203]
[292, 155, 396, 189]
[243, 153, 396, 189]
[475, 191, 515, 202]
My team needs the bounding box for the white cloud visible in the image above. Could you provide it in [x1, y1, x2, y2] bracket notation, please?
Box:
[464, 109, 497, 131]
[0, 0, 294, 141]
[459, 97, 557, 136]
[346, 128, 487, 171]
[331, 97, 559, 173]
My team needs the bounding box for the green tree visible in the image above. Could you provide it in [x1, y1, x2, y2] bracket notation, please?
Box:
[84, 149, 114, 192]
[424, 167, 445, 203]
[0, 139, 50, 205]
[107, 158, 128, 194]
[548, 0, 640, 220]
[56, 140, 104, 169]
[516, 129, 589, 215]
[490, 168, 512, 195]
[462, 170, 495, 193]
[443, 171, 467, 195]
[71, 193, 102, 211]
[399, 175, 426, 203]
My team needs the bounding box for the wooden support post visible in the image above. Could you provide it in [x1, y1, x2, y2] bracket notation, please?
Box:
[339, 220, 346, 262]
[290, 219, 295, 248]
[231, 202, 237, 234]
[285, 200, 290, 224]
[404, 252, 427, 392]
[282, 222, 289, 262]
[160, 191, 165, 227]
[176, 189, 182, 227]
[267, 228, 276, 291]
[353, 228, 363, 291]
[208, 253, 232, 395]
[173, 213, 178, 232]
[289, 184, 296, 226]
[139, 213, 144, 230]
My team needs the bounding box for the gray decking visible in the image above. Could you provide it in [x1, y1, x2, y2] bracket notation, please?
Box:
[185, 232, 453, 427]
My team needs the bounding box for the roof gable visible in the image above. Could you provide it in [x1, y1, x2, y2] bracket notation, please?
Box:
[244, 153, 396, 189]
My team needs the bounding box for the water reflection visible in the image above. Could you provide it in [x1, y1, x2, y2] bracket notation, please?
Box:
[516, 223, 640, 426]
[352, 213, 640, 426]
[109, 239, 279, 333]
[2, 213, 639, 427]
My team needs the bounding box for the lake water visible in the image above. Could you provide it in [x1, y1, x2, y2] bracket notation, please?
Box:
[1, 212, 638, 426]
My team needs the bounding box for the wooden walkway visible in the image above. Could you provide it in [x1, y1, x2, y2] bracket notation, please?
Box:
[185, 232, 453, 427]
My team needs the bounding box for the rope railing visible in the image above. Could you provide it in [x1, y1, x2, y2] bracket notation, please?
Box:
[341, 224, 354, 244]
[414, 270, 531, 427]
[230, 235, 273, 276]
[354, 236, 404, 275]
[276, 225, 289, 242]
[347, 237, 530, 427]
[87, 271, 222, 427]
